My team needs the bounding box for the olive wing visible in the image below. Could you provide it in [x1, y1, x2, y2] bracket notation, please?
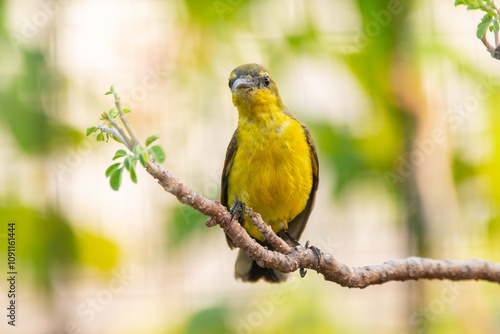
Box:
[221, 129, 239, 249]
[287, 124, 319, 240]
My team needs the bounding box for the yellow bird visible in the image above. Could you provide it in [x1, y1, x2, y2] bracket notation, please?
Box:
[221, 64, 319, 283]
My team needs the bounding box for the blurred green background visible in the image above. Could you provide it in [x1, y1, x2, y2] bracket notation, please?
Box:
[0, 0, 500, 333]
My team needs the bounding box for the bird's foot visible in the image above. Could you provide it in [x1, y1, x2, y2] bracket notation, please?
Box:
[230, 200, 246, 226]
[300, 241, 322, 278]
[305, 240, 322, 264]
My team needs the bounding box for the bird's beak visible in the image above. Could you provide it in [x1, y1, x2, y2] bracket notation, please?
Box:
[231, 77, 254, 92]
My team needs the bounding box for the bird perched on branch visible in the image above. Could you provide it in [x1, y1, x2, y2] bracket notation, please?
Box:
[221, 64, 319, 283]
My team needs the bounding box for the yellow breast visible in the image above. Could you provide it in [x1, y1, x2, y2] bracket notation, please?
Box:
[227, 107, 313, 241]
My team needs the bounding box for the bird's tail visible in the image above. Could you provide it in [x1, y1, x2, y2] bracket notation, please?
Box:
[234, 249, 287, 283]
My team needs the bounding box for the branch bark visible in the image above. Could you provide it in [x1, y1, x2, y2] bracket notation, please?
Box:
[145, 160, 500, 288]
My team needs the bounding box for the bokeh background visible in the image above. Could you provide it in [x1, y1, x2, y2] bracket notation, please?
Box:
[1, 0, 500, 333]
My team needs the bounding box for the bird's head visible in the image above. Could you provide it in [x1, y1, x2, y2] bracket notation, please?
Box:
[228, 64, 284, 116]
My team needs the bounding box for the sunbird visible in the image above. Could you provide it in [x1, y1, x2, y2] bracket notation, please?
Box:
[221, 64, 319, 283]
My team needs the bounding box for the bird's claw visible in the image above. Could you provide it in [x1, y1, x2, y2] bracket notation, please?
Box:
[308, 242, 322, 265]
[300, 241, 322, 278]
[230, 200, 246, 226]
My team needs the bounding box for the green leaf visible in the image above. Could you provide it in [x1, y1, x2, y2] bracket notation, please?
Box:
[110, 167, 123, 191]
[463, 0, 484, 10]
[468, 3, 482, 10]
[105, 91, 112, 95]
[149, 145, 166, 163]
[112, 149, 128, 160]
[86, 126, 98, 136]
[487, 1, 499, 10]
[109, 84, 115, 93]
[96, 133, 104, 142]
[123, 108, 131, 114]
[139, 151, 149, 167]
[130, 164, 137, 183]
[133, 145, 139, 155]
[494, 19, 499, 32]
[124, 156, 131, 171]
[145, 134, 160, 147]
[454, 0, 466, 5]
[132, 145, 149, 166]
[109, 108, 118, 119]
[105, 163, 121, 177]
[477, 15, 493, 38]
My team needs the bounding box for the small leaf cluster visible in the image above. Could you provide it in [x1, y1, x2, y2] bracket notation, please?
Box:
[106, 135, 166, 190]
[455, 0, 500, 38]
[85, 109, 131, 144]
[85, 85, 131, 142]
[86, 85, 167, 191]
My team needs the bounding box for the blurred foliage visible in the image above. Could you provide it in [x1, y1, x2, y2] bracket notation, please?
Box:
[310, 121, 399, 197]
[0, 0, 81, 154]
[184, 0, 252, 24]
[285, 24, 319, 51]
[0, 205, 77, 291]
[164, 204, 209, 250]
[0, 0, 116, 298]
[75, 229, 119, 270]
[182, 305, 233, 334]
[480, 88, 500, 260]
[0, 205, 118, 293]
[256, 290, 342, 333]
[171, 287, 345, 334]
[0, 49, 83, 154]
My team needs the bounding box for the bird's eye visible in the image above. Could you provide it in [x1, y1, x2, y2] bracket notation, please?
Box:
[264, 75, 270, 87]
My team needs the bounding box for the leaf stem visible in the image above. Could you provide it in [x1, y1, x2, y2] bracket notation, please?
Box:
[113, 92, 143, 148]
[101, 113, 134, 151]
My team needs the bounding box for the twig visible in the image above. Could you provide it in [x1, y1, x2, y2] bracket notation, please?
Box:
[113, 92, 143, 147]
[480, 33, 500, 59]
[99, 114, 134, 151]
[98, 126, 131, 150]
[481, 34, 496, 54]
[247, 210, 292, 255]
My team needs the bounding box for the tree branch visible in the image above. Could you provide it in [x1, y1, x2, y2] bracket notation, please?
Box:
[145, 160, 500, 288]
[95, 89, 500, 287]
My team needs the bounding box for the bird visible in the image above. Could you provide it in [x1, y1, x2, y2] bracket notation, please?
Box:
[221, 63, 319, 283]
